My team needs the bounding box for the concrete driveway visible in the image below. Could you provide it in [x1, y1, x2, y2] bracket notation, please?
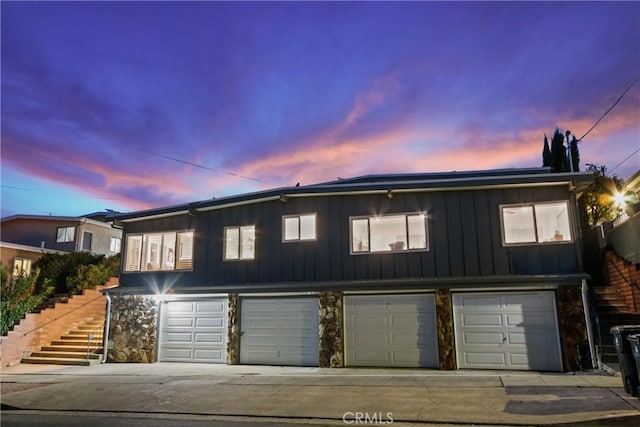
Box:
[1, 363, 639, 426]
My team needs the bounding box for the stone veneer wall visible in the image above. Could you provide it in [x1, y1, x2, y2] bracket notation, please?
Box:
[435, 289, 456, 370]
[319, 291, 343, 368]
[107, 295, 157, 363]
[227, 293, 239, 365]
[558, 286, 593, 371]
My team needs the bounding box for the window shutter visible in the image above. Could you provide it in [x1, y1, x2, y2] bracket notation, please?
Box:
[225, 228, 240, 260]
[240, 226, 255, 259]
[176, 231, 193, 269]
[125, 235, 142, 271]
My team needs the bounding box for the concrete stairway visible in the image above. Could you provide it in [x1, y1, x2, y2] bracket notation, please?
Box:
[591, 285, 640, 365]
[21, 318, 104, 366]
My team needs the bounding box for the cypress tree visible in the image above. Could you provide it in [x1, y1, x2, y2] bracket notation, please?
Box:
[542, 134, 551, 167]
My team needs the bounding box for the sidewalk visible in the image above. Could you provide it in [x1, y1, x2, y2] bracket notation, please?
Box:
[2, 363, 640, 426]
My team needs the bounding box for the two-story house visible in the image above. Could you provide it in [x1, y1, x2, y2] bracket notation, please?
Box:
[1, 214, 123, 280]
[104, 167, 595, 371]
[1, 214, 123, 256]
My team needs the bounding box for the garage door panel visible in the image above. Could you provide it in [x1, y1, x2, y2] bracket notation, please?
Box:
[504, 294, 551, 309]
[466, 352, 507, 366]
[463, 332, 504, 345]
[462, 313, 504, 327]
[162, 348, 192, 359]
[159, 298, 228, 363]
[167, 317, 195, 327]
[454, 292, 561, 371]
[164, 332, 194, 344]
[345, 294, 438, 368]
[194, 349, 224, 360]
[506, 313, 555, 327]
[168, 302, 196, 313]
[353, 316, 389, 328]
[197, 301, 225, 311]
[196, 317, 224, 328]
[351, 351, 390, 364]
[195, 332, 224, 343]
[458, 295, 502, 308]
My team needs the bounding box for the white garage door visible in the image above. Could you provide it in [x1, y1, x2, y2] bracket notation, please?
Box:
[159, 299, 228, 363]
[240, 297, 319, 366]
[453, 291, 561, 371]
[344, 294, 438, 368]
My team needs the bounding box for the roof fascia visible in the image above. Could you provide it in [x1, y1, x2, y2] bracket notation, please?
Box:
[114, 171, 593, 223]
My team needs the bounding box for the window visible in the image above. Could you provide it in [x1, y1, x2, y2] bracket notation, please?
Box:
[224, 226, 255, 260]
[82, 231, 93, 251]
[110, 237, 122, 253]
[13, 258, 32, 277]
[501, 201, 572, 245]
[56, 226, 75, 243]
[351, 213, 428, 253]
[283, 214, 316, 241]
[124, 231, 194, 272]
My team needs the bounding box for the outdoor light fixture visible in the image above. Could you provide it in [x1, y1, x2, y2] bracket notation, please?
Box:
[613, 192, 626, 208]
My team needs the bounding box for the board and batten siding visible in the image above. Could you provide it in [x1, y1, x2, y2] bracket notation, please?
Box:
[121, 186, 582, 288]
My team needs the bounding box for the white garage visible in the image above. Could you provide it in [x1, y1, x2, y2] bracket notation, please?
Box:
[240, 297, 319, 366]
[453, 291, 562, 371]
[344, 294, 438, 368]
[158, 299, 228, 363]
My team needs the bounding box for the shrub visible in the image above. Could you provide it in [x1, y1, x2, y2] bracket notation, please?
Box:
[34, 252, 103, 295]
[66, 263, 110, 295]
[0, 264, 53, 336]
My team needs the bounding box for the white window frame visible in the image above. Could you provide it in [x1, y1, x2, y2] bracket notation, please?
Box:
[81, 230, 93, 251]
[224, 225, 256, 261]
[123, 230, 194, 272]
[349, 212, 429, 254]
[110, 237, 122, 253]
[282, 213, 317, 242]
[56, 226, 75, 243]
[500, 200, 573, 246]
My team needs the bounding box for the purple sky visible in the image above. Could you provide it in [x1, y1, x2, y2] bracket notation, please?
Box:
[2, 2, 639, 218]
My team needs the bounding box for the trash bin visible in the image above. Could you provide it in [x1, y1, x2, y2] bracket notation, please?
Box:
[627, 334, 640, 388]
[610, 325, 640, 397]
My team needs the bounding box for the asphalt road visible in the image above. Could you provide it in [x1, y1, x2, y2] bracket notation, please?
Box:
[0, 411, 337, 427]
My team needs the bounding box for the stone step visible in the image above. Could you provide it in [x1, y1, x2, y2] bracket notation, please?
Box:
[76, 325, 104, 331]
[21, 357, 95, 366]
[30, 351, 101, 360]
[67, 330, 103, 336]
[50, 339, 103, 346]
[60, 334, 103, 340]
[41, 345, 97, 352]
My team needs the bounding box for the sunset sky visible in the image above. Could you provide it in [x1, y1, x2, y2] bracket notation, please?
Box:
[2, 1, 639, 218]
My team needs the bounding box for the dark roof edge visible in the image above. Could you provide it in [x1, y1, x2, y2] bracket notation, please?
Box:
[104, 273, 590, 295]
[108, 169, 594, 222]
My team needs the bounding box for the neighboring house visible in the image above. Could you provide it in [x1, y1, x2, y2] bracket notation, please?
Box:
[0, 241, 67, 282]
[105, 167, 594, 372]
[0, 214, 122, 257]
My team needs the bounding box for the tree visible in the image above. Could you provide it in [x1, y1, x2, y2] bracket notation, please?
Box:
[542, 135, 551, 167]
[582, 164, 625, 226]
[541, 128, 580, 172]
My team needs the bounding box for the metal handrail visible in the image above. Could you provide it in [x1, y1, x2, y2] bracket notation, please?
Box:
[85, 322, 105, 361]
[607, 255, 640, 311]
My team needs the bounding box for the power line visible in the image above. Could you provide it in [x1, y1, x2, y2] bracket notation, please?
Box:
[577, 74, 640, 143]
[138, 148, 263, 183]
[609, 146, 640, 174]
